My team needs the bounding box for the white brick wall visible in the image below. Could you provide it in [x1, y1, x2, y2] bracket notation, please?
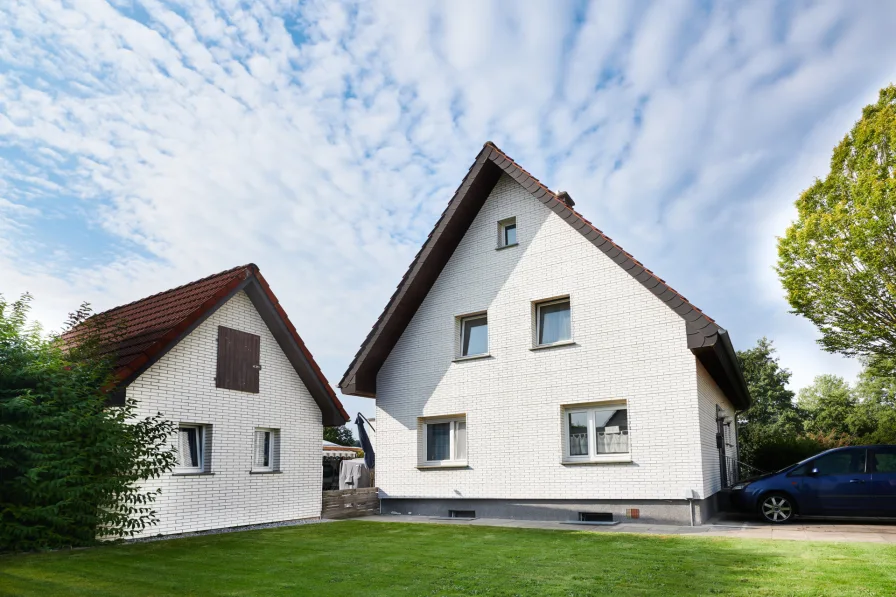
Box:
[128, 291, 322, 537]
[697, 361, 738, 496]
[376, 174, 718, 502]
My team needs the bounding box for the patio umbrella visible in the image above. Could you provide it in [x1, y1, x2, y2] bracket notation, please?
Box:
[355, 413, 375, 470]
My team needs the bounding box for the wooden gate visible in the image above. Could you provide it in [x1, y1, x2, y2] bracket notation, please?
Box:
[321, 488, 379, 519]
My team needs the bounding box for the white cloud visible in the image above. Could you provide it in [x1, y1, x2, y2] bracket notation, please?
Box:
[1, 0, 895, 423]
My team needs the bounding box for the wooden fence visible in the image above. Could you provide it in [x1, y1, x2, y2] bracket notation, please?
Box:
[321, 487, 379, 519]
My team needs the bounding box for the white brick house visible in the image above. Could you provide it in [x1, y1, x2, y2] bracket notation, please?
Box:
[340, 143, 750, 525]
[65, 265, 348, 537]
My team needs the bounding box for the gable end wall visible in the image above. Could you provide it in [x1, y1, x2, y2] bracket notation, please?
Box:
[375, 174, 708, 502]
[127, 291, 322, 536]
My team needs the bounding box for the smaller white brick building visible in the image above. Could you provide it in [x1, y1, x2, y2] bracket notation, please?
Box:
[340, 143, 750, 525]
[65, 265, 347, 537]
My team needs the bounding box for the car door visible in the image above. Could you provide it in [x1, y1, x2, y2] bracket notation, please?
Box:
[797, 448, 872, 515]
[870, 446, 896, 516]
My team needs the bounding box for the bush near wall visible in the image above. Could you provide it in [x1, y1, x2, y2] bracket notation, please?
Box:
[0, 295, 176, 552]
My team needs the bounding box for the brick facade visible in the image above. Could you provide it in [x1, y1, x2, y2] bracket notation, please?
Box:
[375, 174, 735, 510]
[128, 291, 322, 537]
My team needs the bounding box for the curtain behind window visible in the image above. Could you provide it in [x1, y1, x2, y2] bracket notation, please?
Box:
[539, 302, 571, 344]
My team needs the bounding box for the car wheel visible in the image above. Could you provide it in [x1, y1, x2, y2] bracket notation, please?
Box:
[759, 493, 795, 524]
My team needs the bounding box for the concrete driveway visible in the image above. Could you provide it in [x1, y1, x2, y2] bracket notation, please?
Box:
[361, 513, 896, 544]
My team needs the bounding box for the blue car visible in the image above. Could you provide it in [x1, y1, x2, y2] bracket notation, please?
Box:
[729, 445, 896, 523]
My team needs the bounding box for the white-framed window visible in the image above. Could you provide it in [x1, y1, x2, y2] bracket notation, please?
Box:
[422, 417, 467, 465]
[176, 425, 205, 473]
[253, 428, 280, 472]
[459, 313, 488, 357]
[535, 297, 571, 346]
[563, 402, 630, 462]
[498, 217, 517, 248]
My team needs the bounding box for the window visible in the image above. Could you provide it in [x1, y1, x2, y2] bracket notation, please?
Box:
[563, 403, 629, 462]
[812, 449, 866, 475]
[873, 448, 896, 473]
[536, 298, 571, 346]
[177, 425, 204, 472]
[498, 217, 517, 248]
[216, 326, 261, 393]
[460, 314, 488, 357]
[423, 417, 467, 464]
[253, 428, 280, 472]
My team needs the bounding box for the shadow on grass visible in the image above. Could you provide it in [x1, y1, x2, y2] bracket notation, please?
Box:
[2, 520, 895, 596]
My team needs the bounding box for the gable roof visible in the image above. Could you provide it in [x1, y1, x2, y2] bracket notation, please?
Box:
[339, 142, 750, 410]
[63, 264, 349, 425]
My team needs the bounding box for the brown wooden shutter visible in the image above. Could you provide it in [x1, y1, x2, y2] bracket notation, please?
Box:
[216, 326, 261, 393]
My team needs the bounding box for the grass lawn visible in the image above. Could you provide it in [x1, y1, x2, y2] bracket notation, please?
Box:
[2, 521, 895, 596]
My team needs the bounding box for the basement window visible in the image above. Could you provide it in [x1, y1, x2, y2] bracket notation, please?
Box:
[449, 510, 476, 519]
[579, 512, 614, 523]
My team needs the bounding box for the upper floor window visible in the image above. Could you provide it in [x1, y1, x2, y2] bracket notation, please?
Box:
[460, 313, 488, 357]
[497, 217, 517, 248]
[563, 402, 630, 463]
[216, 326, 261, 393]
[536, 298, 571, 346]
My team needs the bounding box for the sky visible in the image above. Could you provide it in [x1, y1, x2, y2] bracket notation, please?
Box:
[2, 0, 896, 432]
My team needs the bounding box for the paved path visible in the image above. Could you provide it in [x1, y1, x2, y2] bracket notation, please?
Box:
[360, 514, 896, 544]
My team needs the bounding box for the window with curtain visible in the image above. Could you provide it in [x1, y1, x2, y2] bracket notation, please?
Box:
[424, 417, 467, 464]
[563, 403, 630, 462]
[460, 314, 488, 357]
[253, 428, 279, 471]
[177, 425, 204, 472]
[537, 298, 571, 345]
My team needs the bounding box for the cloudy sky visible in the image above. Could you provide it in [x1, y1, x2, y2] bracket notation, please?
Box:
[2, 0, 895, 428]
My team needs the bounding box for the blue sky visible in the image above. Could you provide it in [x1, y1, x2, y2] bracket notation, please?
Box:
[2, 0, 896, 430]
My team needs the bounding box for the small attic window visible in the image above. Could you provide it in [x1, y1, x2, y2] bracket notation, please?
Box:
[497, 217, 517, 249]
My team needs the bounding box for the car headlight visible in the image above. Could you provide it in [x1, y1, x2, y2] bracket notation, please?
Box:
[731, 483, 748, 491]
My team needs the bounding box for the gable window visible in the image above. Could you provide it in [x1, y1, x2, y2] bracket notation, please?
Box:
[422, 416, 467, 465]
[536, 297, 571, 346]
[460, 314, 488, 357]
[497, 217, 517, 248]
[563, 402, 630, 463]
[216, 326, 261, 393]
[252, 428, 280, 472]
[177, 425, 205, 473]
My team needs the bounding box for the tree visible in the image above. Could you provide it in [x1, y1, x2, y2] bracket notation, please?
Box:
[797, 375, 856, 437]
[736, 338, 805, 470]
[777, 85, 896, 363]
[850, 358, 896, 444]
[0, 294, 176, 551]
[324, 425, 357, 447]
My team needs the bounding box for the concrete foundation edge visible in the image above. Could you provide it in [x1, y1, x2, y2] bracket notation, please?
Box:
[381, 494, 725, 526]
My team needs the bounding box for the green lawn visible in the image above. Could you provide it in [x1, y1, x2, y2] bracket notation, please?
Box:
[2, 521, 895, 596]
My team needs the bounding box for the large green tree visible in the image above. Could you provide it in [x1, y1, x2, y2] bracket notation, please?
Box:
[0, 295, 176, 552]
[777, 85, 896, 363]
[736, 338, 806, 471]
[797, 375, 856, 437]
[324, 425, 357, 447]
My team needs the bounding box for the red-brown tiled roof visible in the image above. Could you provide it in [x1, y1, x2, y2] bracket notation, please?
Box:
[63, 264, 349, 422]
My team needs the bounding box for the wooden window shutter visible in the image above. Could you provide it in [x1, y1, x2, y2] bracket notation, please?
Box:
[216, 326, 261, 393]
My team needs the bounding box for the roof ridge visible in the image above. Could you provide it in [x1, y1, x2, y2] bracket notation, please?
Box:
[81, 263, 256, 322]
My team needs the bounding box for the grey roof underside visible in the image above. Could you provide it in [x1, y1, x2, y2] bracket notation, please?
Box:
[339, 143, 751, 410]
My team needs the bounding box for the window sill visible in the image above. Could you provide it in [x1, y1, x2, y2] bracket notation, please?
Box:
[453, 353, 491, 363]
[530, 340, 577, 351]
[562, 456, 632, 465]
[495, 243, 519, 251]
[249, 470, 283, 475]
[416, 462, 469, 470]
[172, 471, 214, 476]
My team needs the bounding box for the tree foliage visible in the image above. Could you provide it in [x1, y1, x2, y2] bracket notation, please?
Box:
[0, 294, 176, 552]
[736, 338, 804, 469]
[777, 85, 896, 362]
[324, 425, 357, 447]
